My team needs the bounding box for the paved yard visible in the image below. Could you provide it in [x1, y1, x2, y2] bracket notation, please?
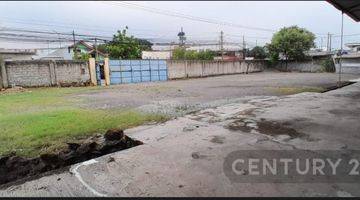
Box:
[3, 72, 355, 157]
[1, 71, 357, 157]
[1, 77, 359, 197]
[76, 72, 358, 116]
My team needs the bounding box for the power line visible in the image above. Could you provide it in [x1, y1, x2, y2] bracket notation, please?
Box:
[0, 27, 113, 40]
[225, 33, 271, 40]
[0, 17, 184, 39]
[101, 1, 277, 33]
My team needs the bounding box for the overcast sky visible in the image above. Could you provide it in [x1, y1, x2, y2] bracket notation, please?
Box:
[0, 1, 359, 50]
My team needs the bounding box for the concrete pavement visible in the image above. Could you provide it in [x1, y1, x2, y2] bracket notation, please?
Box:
[1, 81, 360, 197]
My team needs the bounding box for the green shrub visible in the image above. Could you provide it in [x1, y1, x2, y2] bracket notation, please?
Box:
[320, 58, 335, 72]
[172, 47, 214, 60]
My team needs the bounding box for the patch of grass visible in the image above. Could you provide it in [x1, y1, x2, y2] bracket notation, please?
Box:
[0, 87, 103, 113]
[0, 87, 167, 157]
[268, 86, 326, 95]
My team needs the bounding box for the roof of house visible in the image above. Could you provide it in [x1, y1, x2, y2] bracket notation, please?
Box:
[39, 48, 72, 60]
[327, 0, 360, 22]
[306, 50, 335, 57]
[68, 40, 94, 50]
[345, 43, 360, 48]
[0, 48, 37, 55]
[68, 40, 107, 56]
[87, 49, 107, 57]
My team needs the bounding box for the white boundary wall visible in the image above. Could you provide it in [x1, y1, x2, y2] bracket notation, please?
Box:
[167, 60, 266, 79]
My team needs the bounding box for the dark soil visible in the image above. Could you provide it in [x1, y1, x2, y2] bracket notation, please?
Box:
[210, 136, 226, 144]
[256, 119, 306, 139]
[321, 81, 355, 93]
[0, 129, 142, 186]
[225, 117, 312, 141]
[225, 119, 253, 133]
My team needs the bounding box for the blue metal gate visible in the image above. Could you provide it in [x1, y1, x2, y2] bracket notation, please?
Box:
[109, 59, 167, 84]
[95, 61, 102, 86]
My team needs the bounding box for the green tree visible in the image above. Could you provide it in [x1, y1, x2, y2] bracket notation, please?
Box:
[268, 26, 315, 69]
[197, 50, 215, 60]
[172, 47, 214, 60]
[172, 47, 186, 59]
[99, 27, 152, 59]
[73, 52, 91, 61]
[136, 39, 153, 51]
[184, 50, 198, 60]
[248, 46, 267, 59]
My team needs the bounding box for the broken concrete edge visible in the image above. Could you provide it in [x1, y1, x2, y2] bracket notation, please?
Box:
[349, 78, 360, 82]
[321, 81, 356, 93]
[0, 128, 143, 187]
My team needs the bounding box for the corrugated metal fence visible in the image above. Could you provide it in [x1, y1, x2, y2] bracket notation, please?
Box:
[109, 59, 167, 84]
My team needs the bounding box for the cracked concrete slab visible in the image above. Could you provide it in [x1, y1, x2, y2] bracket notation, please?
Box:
[1, 82, 360, 197]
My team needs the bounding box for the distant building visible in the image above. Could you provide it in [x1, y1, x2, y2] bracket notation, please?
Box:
[213, 51, 244, 61]
[147, 44, 244, 61]
[142, 50, 172, 59]
[38, 40, 107, 60]
[0, 48, 37, 61]
[39, 48, 72, 60]
[306, 50, 335, 60]
[69, 40, 107, 60]
[345, 43, 360, 52]
[333, 44, 360, 74]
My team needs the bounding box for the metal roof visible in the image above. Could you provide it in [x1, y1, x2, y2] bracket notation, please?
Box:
[327, 0, 360, 22]
[0, 48, 36, 55]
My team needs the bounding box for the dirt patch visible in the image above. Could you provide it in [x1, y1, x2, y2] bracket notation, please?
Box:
[58, 81, 91, 87]
[210, 136, 226, 144]
[0, 86, 28, 94]
[235, 108, 257, 117]
[0, 129, 142, 186]
[225, 117, 313, 141]
[256, 119, 306, 139]
[225, 119, 253, 133]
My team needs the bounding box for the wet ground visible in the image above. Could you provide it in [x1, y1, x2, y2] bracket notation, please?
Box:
[74, 72, 359, 116]
[1, 77, 359, 197]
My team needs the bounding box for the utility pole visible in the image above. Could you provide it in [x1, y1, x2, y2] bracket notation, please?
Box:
[220, 31, 224, 60]
[326, 33, 332, 52]
[338, 12, 344, 86]
[242, 35, 246, 60]
[95, 37, 98, 61]
[327, 32, 333, 52]
[329, 33, 332, 52]
[72, 30, 77, 59]
[327, 32, 330, 51]
[320, 37, 323, 50]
